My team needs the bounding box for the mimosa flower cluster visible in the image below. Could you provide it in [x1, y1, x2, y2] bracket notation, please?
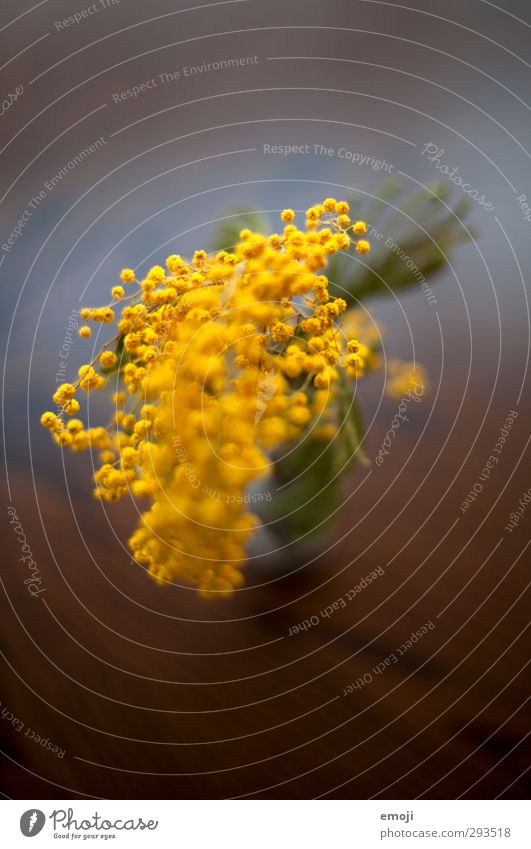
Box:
[42, 200, 379, 596]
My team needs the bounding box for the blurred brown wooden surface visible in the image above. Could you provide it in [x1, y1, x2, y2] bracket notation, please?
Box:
[1, 379, 529, 800]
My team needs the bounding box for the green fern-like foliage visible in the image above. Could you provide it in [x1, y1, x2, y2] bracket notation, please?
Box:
[211, 182, 472, 542]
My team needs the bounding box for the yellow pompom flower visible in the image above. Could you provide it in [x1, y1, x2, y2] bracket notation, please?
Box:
[67, 419, 84, 434]
[52, 383, 75, 406]
[280, 208, 295, 223]
[63, 398, 80, 416]
[147, 265, 165, 283]
[193, 250, 207, 268]
[100, 350, 117, 369]
[40, 411, 59, 430]
[39, 197, 420, 599]
[288, 405, 311, 426]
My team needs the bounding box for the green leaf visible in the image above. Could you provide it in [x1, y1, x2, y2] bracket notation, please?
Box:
[329, 194, 473, 304]
[334, 371, 368, 472]
[208, 184, 473, 537]
[261, 381, 367, 541]
[261, 436, 343, 542]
